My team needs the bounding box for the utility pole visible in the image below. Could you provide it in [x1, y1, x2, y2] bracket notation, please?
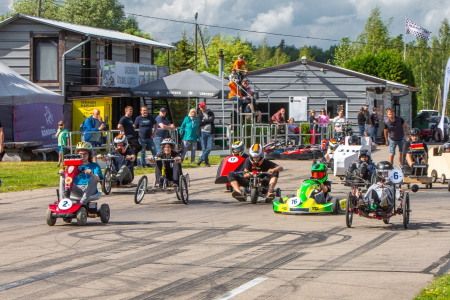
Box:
[38, 0, 42, 17]
[194, 12, 198, 70]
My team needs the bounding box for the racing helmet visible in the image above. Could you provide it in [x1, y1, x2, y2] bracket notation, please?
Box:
[161, 137, 176, 150]
[231, 141, 245, 156]
[410, 128, 420, 136]
[358, 149, 371, 160]
[349, 135, 359, 144]
[249, 143, 264, 166]
[75, 141, 93, 152]
[113, 134, 128, 154]
[376, 161, 394, 181]
[444, 142, 450, 152]
[311, 163, 328, 183]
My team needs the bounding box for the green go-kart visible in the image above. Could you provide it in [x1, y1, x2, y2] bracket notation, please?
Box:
[273, 178, 346, 214]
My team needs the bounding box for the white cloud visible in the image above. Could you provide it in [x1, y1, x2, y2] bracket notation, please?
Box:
[316, 14, 356, 25]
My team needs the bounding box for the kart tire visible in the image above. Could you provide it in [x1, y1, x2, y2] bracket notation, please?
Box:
[99, 204, 110, 224]
[403, 193, 410, 229]
[383, 218, 390, 224]
[46, 209, 56, 226]
[331, 198, 339, 215]
[63, 217, 72, 224]
[250, 188, 258, 204]
[134, 176, 148, 204]
[76, 207, 87, 226]
[431, 170, 437, 183]
[423, 135, 431, 143]
[441, 174, 446, 184]
[426, 183, 432, 189]
[275, 188, 281, 197]
[180, 176, 189, 205]
[102, 168, 112, 195]
[345, 192, 353, 228]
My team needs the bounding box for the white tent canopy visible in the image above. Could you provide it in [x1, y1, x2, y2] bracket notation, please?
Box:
[0, 60, 63, 105]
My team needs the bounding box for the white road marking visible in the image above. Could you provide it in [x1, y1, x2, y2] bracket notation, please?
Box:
[0, 271, 57, 291]
[214, 277, 267, 300]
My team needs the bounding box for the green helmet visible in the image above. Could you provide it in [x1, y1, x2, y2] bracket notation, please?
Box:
[311, 163, 328, 183]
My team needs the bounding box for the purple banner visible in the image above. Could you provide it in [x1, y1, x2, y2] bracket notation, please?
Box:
[14, 103, 64, 148]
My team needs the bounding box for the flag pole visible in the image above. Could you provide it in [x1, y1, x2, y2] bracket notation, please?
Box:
[404, 15, 407, 61]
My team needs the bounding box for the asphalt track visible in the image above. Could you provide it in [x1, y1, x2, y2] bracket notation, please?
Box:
[0, 145, 449, 300]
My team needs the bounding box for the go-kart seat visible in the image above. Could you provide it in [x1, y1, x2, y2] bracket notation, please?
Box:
[401, 141, 428, 176]
[69, 191, 102, 202]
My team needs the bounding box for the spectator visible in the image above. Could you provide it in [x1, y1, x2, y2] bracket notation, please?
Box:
[55, 120, 69, 167]
[228, 78, 244, 112]
[134, 106, 158, 168]
[179, 108, 199, 163]
[154, 108, 176, 151]
[364, 105, 371, 137]
[242, 80, 261, 123]
[318, 108, 329, 140]
[287, 118, 300, 145]
[118, 106, 141, 155]
[232, 54, 248, 82]
[229, 69, 238, 82]
[197, 102, 215, 167]
[370, 107, 380, 144]
[309, 110, 318, 144]
[332, 110, 348, 140]
[384, 107, 410, 165]
[271, 108, 287, 136]
[357, 107, 366, 136]
[82, 108, 106, 162]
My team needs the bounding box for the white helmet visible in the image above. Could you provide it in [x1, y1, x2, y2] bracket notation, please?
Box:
[231, 141, 245, 156]
[249, 143, 264, 166]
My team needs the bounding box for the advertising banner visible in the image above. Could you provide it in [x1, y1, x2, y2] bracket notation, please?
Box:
[439, 57, 450, 133]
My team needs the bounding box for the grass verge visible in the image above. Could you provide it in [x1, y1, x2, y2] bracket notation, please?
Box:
[0, 155, 222, 193]
[415, 274, 450, 299]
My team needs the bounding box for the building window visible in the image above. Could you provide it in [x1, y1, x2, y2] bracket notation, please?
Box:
[326, 99, 347, 119]
[34, 38, 58, 82]
[134, 47, 140, 63]
[104, 41, 112, 60]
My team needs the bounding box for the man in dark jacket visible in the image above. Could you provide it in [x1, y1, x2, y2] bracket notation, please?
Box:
[197, 102, 215, 167]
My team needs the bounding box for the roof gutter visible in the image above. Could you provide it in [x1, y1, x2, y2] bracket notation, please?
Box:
[62, 36, 91, 98]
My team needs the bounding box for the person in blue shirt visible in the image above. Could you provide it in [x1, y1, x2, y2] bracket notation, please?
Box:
[58, 142, 104, 205]
[82, 109, 106, 162]
[134, 106, 158, 168]
[155, 108, 175, 151]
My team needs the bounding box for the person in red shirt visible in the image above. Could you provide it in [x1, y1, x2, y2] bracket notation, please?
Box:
[232, 55, 248, 81]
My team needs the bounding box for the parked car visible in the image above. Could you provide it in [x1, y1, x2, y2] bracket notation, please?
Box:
[417, 110, 439, 116]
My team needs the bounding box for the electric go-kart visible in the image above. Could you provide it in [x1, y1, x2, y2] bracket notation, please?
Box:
[429, 145, 450, 191]
[311, 138, 343, 169]
[279, 145, 323, 160]
[334, 136, 372, 178]
[215, 154, 246, 191]
[134, 158, 190, 205]
[46, 154, 110, 226]
[233, 171, 282, 204]
[399, 141, 433, 189]
[100, 154, 146, 204]
[263, 140, 288, 160]
[344, 169, 417, 229]
[273, 178, 344, 214]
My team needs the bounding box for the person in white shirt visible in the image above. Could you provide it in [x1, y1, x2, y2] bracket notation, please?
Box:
[332, 110, 348, 140]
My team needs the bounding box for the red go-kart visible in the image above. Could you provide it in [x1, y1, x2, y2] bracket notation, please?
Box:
[215, 155, 246, 191]
[46, 154, 110, 226]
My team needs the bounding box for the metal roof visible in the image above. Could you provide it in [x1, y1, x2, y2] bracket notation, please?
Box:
[0, 14, 175, 49]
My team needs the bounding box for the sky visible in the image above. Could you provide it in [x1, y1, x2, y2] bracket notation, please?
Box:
[1, 0, 448, 49]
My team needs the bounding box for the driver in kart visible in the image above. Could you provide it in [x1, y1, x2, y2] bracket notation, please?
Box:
[227, 143, 283, 202]
[97, 135, 136, 184]
[147, 138, 182, 187]
[405, 128, 428, 169]
[304, 163, 332, 204]
[58, 142, 104, 205]
[347, 149, 374, 181]
[231, 140, 249, 158]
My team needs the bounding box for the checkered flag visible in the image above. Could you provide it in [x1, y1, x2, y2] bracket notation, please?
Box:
[406, 18, 431, 41]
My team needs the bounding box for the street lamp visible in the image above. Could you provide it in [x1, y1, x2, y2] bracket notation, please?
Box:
[301, 56, 307, 65]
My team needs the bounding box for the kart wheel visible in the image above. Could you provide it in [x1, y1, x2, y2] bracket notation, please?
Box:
[134, 176, 148, 204]
[345, 192, 353, 228]
[46, 209, 56, 226]
[403, 193, 410, 229]
[180, 176, 189, 205]
[383, 218, 390, 224]
[275, 188, 281, 197]
[423, 135, 431, 143]
[76, 207, 87, 226]
[441, 174, 446, 184]
[431, 170, 437, 183]
[99, 204, 110, 224]
[426, 183, 432, 189]
[102, 168, 112, 195]
[331, 198, 339, 215]
[63, 217, 72, 224]
[250, 188, 258, 204]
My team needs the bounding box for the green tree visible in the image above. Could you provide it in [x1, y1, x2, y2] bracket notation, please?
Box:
[298, 45, 315, 61]
[355, 6, 392, 55]
[10, 0, 60, 19]
[266, 47, 290, 66]
[171, 30, 194, 73]
[254, 38, 272, 68]
[58, 0, 126, 31]
[333, 37, 354, 66]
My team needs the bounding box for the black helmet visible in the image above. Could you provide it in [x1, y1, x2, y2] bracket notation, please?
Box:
[376, 161, 394, 180]
[410, 128, 420, 136]
[358, 149, 371, 160]
[444, 143, 450, 151]
[349, 135, 359, 144]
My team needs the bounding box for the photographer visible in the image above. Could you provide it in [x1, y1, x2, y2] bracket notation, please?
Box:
[82, 108, 106, 162]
